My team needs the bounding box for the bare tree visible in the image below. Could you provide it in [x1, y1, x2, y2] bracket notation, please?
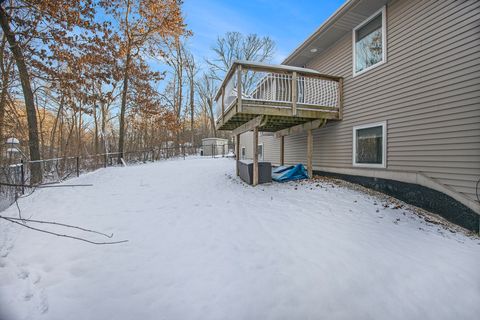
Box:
[161, 38, 188, 147]
[196, 32, 275, 138]
[206, 32, 275, 93]
[196, 73, 218, 138]
[184, 49, 198, 145]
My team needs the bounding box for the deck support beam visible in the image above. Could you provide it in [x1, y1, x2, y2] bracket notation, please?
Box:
[307, 129, 313, 178]
[253, 126, 259, 186]
[274, 119, 326, 138]
[338, 77, 344, 120]
[231, 115, 265, 136]
[280, 135, 284, 166]
[236, 134, 240, 176]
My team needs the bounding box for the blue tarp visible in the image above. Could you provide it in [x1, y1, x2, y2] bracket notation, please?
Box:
[272, 164, 309, 182]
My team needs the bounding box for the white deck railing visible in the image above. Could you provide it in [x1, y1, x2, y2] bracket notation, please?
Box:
[215, 61, 343, 121]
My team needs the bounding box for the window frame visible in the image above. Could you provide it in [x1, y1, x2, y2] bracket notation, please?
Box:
[352, 6, 387, 77]
[352, 121, 387, 168]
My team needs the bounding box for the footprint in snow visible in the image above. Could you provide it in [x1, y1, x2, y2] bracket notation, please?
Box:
[24, 291, 34, 301]
[32, 273, 41, 284]
[38, 290, 49, 314]
[20, 268, 49, 316]
[18, 269, 29, 279]
[0, 243, 14, 258]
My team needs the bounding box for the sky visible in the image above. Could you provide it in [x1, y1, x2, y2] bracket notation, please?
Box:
[181, 0, 346, 71]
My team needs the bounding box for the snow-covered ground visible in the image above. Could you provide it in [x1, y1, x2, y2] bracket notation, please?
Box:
[0, 157, 479, 320]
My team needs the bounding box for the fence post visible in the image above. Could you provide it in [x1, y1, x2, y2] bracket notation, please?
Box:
[183, 145, 186, 160]
[76, 156, 80, 177]
[20, 159, 25, 195]
[104, 154, 107, 168]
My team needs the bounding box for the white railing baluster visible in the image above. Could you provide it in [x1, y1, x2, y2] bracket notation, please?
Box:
[215, 62, 341, 124]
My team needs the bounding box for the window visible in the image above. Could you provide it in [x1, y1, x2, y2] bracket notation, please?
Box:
[353, 122, 386, 168]
[257, 144, 264, 161]
[241, 147, 246, 160]
[353, 6, 386, 76]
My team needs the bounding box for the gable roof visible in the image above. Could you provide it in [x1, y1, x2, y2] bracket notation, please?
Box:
[283, 0, 388, 67]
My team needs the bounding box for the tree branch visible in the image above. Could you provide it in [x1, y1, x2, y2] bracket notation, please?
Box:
[1, 215, 128, 245]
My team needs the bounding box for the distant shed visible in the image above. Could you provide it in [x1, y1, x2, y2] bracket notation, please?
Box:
[202, 138, 229, 157]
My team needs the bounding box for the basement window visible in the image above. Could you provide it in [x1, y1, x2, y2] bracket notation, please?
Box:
[353, 6, 386, 76]
[353, 122, 386, 168]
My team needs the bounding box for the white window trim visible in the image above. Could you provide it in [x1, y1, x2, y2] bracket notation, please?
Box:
[352, 121, 387, 168]
[257, 143, 264, 161]
[352, 6, 387, 77]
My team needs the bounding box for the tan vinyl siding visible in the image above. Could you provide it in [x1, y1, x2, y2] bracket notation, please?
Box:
[239, 131, 253, 160]
[253, 0, 480, 205]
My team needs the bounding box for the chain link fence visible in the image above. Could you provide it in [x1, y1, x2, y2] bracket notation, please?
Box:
[200, 143, 235, 158]
[0, 145, 210, 212]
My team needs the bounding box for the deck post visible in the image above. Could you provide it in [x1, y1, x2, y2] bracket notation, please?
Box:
[292, 71, 297, 116]
[338, 77, 344, 120]
[307, 129, 313, 178]
[280, 135, 285, 166]
[237, 65, 242, 113]
[253, 127, 259, 186]
[236, 134, 240, 176]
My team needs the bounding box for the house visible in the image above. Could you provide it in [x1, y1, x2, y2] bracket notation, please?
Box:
[214, 0, 480, 231]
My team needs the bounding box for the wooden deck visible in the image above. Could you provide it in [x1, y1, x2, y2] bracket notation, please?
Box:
[218, 98, 339, 132]
[213, 61, 343, 186]
[215, 61, 343, 134]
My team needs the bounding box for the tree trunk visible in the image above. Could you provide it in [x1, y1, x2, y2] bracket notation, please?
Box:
[77, 101, 82, 155]
[64, 116, 75, 155]
[36, 93, 46, 155]
[0, 34, 8, 164]
[207, 98, 216, 138]
[189, 76, 194, 146]
[58, 105, 64, 157]
[93, 102, 99, 154]
[118, 0, 132, 163]
[0, 6, 42, 182]
[175, 45, 183, 148]
[91, 85, 99, 154]
[49, 95, 63, 159]
[0, 77, 6, 163]
[118, 48, 131, 163]
[101, 101, 107, 153]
